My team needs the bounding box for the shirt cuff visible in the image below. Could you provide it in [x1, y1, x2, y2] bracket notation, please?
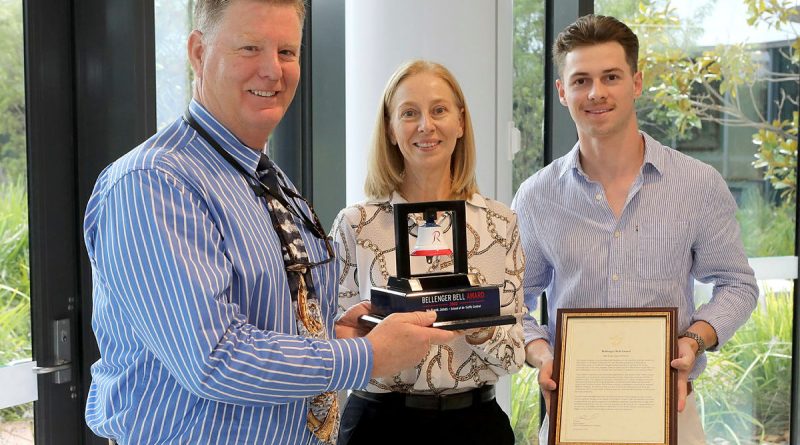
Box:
[523, 315, 550, 345]
[324, 337, 373, 391]
[690, 308, 730, 352]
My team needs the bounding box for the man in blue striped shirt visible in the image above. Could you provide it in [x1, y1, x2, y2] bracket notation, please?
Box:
[511, 15, 758, 443]
[83, 1, 454, 443]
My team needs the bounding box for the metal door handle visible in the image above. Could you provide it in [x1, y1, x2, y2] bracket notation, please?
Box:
[32, 363, 72, 374]
[33, 319, 73, 384]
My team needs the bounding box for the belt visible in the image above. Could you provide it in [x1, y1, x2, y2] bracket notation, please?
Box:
[352, 385, 495, 411]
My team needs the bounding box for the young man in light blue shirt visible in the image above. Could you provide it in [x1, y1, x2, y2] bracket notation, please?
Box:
[512, 14, 758, 443]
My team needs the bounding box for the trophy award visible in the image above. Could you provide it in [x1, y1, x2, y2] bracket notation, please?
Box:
[360, 200, 516, 330]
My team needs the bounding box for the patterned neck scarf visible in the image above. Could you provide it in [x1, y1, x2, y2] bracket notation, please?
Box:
[257, 154, 340, 444]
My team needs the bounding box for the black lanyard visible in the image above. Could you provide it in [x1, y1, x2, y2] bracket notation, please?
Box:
[182, 109, 322, 237]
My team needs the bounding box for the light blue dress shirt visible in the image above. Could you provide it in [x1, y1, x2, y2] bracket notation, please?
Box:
[511, 131, 758, 379]
[83, 100, 372, 444]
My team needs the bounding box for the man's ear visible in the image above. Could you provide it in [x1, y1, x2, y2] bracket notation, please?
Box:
[187, 30, 205, 80]
[556, 79, 568, 106]
[633, 70, 643, 99]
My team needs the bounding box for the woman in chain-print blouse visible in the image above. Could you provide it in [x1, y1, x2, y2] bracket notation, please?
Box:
[331, 60, 525, 445]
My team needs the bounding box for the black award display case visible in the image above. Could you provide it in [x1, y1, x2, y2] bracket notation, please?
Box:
[360, 200, 516, 330]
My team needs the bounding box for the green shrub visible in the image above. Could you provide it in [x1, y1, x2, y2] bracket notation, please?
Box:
[736, 189, 796, 258]
[511, 366, 541, 444]
[697, 288, 792, 444]
[0, 178, 31, 422]
[0, 178, 30, 364]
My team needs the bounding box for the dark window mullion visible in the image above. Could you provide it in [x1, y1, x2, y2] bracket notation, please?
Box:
[24, 0, 81, 443]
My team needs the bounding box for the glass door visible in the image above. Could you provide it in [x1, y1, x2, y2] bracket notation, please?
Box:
[509, 0, 547, 442]
[0, 0, 34, 443]
[1, 1, 87, 443]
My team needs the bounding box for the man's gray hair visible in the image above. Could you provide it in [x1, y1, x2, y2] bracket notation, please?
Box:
[194, 0, 306, 39]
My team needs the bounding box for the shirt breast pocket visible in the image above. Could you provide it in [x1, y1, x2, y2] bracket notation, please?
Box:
[636, 221, 689, 280]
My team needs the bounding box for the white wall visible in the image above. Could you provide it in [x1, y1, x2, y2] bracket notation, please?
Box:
[345, 0, 514, 205]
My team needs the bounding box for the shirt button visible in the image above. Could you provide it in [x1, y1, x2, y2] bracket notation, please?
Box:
[595, 193, 602, 201]
[612, 274, 619, 281]
[614, 231, 621, 238]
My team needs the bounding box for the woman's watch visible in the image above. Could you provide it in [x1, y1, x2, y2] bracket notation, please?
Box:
[678, 331, 706, 356]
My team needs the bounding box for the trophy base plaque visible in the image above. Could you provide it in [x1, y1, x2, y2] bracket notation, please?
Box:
[360, 313, 516, 331]
[362, 273, 516, 331]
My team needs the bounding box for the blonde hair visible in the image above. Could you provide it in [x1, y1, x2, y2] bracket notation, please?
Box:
[364, 60, 479, 200]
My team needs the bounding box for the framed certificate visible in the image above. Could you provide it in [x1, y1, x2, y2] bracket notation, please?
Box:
[549, 308, 677, 445]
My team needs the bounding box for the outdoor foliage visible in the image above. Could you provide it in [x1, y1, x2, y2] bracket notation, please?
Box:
[752, 112, 799, 204]
[0, 179, 31, 422]
[737, 188, 796, 257]
[0, 179, 29, 365]
[629, 0, 799, 204]
[697, 288, 793, 444]
[510, 3, 545, 437]
[0, 0, 30, 424]
[511, 366, 542, 444]
[512, 0, 546, 191]
[0, 0, 25, 183]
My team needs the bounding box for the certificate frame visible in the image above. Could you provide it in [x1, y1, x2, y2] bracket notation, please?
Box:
[549, 307, 677, 445]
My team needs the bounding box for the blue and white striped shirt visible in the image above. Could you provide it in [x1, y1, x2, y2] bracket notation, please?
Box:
[83, 100, 372, 444]
[511, 132, 758, 379]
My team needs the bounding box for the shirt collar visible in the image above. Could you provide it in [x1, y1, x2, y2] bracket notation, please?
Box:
[558, 141, 582, 179]
[558, 130, 665, 179]
[366, 191, 488, 210]
[187, 99, 265, 175]
[640, 131, 665, 176]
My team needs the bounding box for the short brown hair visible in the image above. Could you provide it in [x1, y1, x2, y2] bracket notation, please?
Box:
[194, 0, 306, 39]
[364, 60, 479, 200]
[553, 14, 639, 75]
